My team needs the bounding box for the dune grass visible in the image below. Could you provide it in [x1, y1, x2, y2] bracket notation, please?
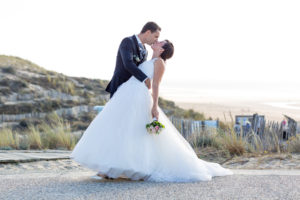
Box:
[287, 134, 300, 153]
[0, 128, 18, 150]
[0, 112, 298, 156]
[186, 122, 295, 158]
[0, 112, 80, 150]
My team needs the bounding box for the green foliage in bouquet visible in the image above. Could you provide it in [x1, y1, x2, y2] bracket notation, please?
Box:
[146, 120, 165, 135]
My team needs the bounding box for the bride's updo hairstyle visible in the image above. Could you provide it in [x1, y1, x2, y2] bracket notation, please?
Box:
[160, 40, 174, 61]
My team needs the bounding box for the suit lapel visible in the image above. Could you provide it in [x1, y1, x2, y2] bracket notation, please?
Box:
[132, 35, 141, 58]
[132, 35, 148, 63]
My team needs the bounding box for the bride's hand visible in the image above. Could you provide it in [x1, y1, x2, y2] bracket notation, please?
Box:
[151, 107, 159, 120]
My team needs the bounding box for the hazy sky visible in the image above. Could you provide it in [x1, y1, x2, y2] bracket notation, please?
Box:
[1, 0, 300, 101]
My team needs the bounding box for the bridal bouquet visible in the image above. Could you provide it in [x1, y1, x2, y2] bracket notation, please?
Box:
[146, 117, 165, 134]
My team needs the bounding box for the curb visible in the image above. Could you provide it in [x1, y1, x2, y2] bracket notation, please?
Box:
[0, 150, 72, 164]
[0, 157, 70, 164]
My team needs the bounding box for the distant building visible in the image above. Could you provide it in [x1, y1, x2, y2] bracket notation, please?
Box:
[235, 114, 265, 135]
[281, 115, 298, 139]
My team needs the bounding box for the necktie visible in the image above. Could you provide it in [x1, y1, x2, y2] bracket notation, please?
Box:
[138, 43, 146, 59]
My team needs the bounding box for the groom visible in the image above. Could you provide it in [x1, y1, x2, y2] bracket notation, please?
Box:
[105, 22, 161, 98]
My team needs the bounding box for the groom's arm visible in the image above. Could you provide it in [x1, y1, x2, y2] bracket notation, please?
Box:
[119, 38, 148, 82]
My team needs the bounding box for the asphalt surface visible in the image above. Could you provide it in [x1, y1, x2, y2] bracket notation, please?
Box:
[1, 170, 300, 200]
[1, 151, 299, 200]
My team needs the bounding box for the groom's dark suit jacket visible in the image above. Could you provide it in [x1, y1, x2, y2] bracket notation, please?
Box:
[105, 35, 148, 98]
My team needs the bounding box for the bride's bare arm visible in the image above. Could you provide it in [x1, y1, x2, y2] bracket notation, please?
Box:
[151, 58, 165, 119]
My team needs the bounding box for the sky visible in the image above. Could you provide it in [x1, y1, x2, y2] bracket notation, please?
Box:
[1, 0, 300, 102]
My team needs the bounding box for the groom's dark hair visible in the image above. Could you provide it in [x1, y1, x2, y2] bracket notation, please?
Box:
[141, 22, 161, 33]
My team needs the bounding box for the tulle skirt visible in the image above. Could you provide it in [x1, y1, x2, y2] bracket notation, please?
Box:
[70, 79, 233, 182]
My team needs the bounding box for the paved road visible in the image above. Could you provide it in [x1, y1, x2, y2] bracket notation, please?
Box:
[1, 151, 299, 200]
[1, 170, 300, 200]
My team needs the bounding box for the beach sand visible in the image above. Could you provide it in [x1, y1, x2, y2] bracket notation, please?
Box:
[175, 100, 300, 122]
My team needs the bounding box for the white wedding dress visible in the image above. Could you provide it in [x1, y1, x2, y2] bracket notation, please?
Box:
[70, 58, 233, 182]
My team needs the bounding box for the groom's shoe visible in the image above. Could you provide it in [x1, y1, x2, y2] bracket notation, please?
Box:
[96, 173, 114, 180]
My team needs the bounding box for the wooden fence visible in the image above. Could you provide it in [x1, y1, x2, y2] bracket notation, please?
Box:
[0, 105, 94, 123]
[169, 116, 219, 138]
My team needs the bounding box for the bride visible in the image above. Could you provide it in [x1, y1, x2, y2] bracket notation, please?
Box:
[70, 40, 233, 182]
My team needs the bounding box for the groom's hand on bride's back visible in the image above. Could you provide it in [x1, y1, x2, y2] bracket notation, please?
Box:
[144, 78, 151, 89]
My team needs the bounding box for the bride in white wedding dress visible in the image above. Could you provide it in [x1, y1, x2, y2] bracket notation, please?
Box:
[70, 40, 233, 182]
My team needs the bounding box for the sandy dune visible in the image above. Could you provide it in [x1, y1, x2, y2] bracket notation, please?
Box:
[175, 100, 300, 122]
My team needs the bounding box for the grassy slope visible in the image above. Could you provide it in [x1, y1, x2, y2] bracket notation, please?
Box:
[0, 55, 206, 131]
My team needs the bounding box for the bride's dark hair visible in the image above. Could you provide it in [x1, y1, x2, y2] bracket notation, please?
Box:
[160, 40, 174, 61]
